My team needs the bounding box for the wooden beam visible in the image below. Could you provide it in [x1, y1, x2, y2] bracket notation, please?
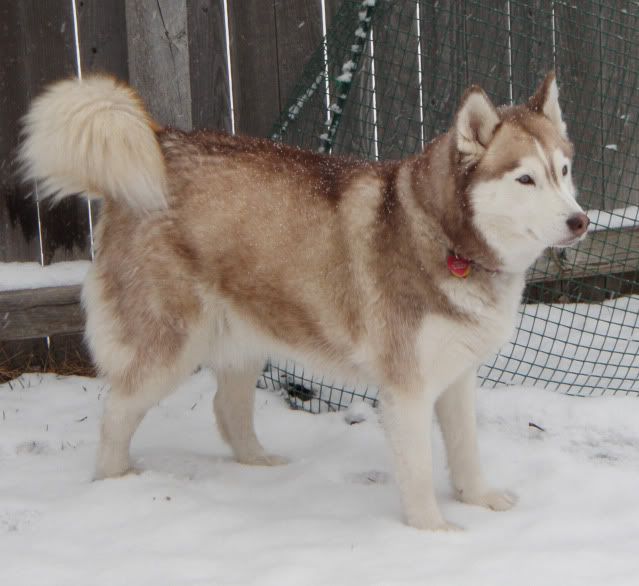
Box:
[0, 285, 84, 341]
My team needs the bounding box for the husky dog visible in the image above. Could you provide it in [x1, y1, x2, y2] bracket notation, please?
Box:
[19, 72, 588, 529]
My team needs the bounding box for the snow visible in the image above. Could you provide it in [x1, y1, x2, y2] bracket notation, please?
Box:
[481, 295, 639, 396]
[588, 205, 639, 231]
[1, 369, 638, 585]
[266, 295, 639, 412]
[335, 72, 353, 83]
[354, 27, 367, 39]
[0, 261, 91, 291]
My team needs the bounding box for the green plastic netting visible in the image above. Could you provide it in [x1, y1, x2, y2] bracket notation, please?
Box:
[260, 0, 639, 410]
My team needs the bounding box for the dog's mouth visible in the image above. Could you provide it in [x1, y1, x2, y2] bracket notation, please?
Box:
[553, 233, 587, 248]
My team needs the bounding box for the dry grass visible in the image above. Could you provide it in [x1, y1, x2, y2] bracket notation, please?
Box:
[0, 336, 96, 384]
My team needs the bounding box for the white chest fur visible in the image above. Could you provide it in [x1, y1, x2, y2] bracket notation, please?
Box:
[416, 272, 524, 394]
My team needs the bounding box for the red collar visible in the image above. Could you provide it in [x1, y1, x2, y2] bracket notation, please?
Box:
[447, 254, 472, 278]
[447, 253, 500, 278]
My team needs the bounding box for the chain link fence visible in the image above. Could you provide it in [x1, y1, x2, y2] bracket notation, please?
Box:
[261, 0, 639, 410]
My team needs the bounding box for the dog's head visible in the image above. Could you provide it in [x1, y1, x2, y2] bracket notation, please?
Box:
[454, 72, 587, 272]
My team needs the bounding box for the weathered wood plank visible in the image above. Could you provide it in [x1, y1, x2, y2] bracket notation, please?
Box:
[0, 333, 94, 381]
[375, 1, 422, 159]
[0, 338, 49, 382]
[19, 0, 91, 264]
[0, 285, 84, 341]
[509, 0, 554, 103]
[0, 1, 41, 263]
[554, 1, 604, 210]
[274, 0, 323, 113]
[48, 332, 94, 376]
[464, 0, 511, 106]
[419, 0, 465, 141]
[77, 0, 129, 80]
[126, 0, 192, 130]
[323, 0, 343, 25]
[187, 0, 233, 132]
[228, 0, 279, 137]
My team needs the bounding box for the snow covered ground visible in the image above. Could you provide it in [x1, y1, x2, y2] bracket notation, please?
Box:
[1, 369, 638, 586]
[482, 295, 639, 396]
[269, 295, 639, 413]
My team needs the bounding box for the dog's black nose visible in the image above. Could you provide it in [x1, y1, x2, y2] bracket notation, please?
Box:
[566, 213, 590, 236]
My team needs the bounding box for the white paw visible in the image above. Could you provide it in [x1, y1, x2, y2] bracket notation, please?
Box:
[237, 452, 289, 467]
[94, 464, 138, 481]
[405, 509, 464, 531]
[432, 520, 463, 532]
[458, 487, 518, 511]
[94, 451, 133, 480]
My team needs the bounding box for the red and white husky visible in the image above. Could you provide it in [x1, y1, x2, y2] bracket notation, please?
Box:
[19, 71, 587, 529]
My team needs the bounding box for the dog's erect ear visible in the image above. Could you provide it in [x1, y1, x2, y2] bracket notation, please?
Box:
[455, 86, 500, 163]
[528, 71, 567, 138]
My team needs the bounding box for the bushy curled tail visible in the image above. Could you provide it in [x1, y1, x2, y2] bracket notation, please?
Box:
[18, 75, 167, 212]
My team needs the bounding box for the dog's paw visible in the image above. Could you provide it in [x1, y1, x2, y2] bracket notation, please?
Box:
[237, 452, 289, 467]
[432, 520, 464, 532]
[405, 510, 464, 531]
[93, 465, 139, 481]
[407, 518, 464, 532]
[458, 487, 517, 511]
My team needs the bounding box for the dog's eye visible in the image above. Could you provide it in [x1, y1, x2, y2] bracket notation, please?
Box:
[516, 174, 535, 186]
[562, 164, 568, 176]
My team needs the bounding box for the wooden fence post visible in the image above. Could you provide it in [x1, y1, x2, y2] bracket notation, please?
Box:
[375, 2, 423, 159]
[126, 0, 193, 130]
[417, 1, 465, 140]
[227, 0, 280, 137]
[509, 0, 554, 103]
[187, 0, 233, 132]
[554, 2, 604, 210]
[19, 0, 92, 264]
[0, 2, 42, 265]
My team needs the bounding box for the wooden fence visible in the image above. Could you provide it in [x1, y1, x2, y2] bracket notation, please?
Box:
[1, 0, 638, 377]
[0, 0, 342, 376]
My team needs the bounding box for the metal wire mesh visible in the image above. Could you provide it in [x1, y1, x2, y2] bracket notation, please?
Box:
[264, 0, 639, 410]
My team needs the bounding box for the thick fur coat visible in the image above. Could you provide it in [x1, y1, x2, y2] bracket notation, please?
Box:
[19, 72, 588, 529]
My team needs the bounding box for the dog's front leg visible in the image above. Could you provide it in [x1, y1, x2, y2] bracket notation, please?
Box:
[380, 386, 457, 530]
[435, 369, 516, 511]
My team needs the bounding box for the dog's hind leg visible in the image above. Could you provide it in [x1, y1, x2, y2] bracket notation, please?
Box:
[213, 365, 287, 466]
[435, 369, 516, 511]
[95, 372, 182, 480]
